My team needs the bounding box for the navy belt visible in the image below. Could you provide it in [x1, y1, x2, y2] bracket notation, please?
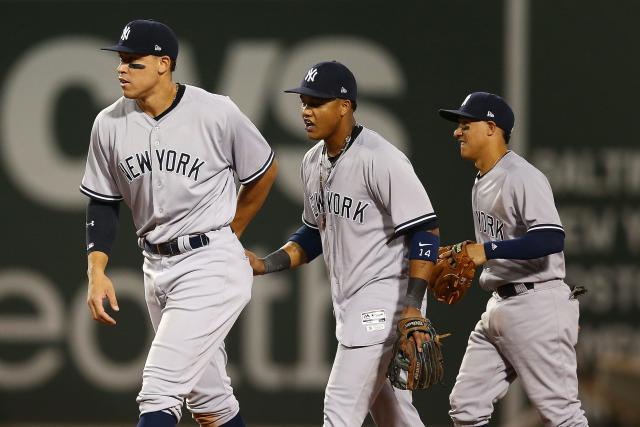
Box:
[143, 233, 210, 256]
[496, 282, 534, 298]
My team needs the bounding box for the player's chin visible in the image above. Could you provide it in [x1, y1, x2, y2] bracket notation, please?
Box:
[305, 129, 323, 141]
[121, 88, 137, 99]
[459, 144, 473, 159]
[120, 84, 139, 99]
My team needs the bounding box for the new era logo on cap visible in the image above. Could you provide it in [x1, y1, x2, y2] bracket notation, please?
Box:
[438, 92, 515, 136]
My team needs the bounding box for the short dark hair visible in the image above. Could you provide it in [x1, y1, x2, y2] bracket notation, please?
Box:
[502, 128, 510, 144]
[170, 58, 177, 72]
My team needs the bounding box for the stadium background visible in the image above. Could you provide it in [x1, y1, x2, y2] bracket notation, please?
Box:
[0, 1, 638, 426]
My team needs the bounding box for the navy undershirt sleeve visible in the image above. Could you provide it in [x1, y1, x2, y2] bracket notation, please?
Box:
[86, 198, 120, 255]
[484, 229, 564, 260]
[288, 224, 323, 262]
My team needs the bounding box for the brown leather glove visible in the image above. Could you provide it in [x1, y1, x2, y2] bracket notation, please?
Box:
[430, 241, 477, 304]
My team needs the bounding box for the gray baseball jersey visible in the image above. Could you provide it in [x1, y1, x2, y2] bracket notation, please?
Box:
[471, 151, 565, 291]
[80, 84, 274, 243]
[300, 126, 436, 347]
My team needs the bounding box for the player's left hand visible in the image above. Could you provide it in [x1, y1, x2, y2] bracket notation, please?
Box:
[400, 306, 430, 352]
[440, 242, 487, 266]
[244, 249, 266, 275]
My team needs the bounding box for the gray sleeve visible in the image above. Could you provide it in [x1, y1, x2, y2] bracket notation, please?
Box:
[79, 117, 123, 201]
[370, 149, 436, 235]
[300, 159, 318, 229]
[225, 98, 274, 184]
[510, 168, 564, 234]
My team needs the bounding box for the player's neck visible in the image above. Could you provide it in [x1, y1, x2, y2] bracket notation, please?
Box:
[324, 118, 356, 157]
[475, 145, 509, 175]
[136, 80, 178, 118]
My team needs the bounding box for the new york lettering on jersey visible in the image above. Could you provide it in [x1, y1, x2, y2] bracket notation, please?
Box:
[308, 189, 370, 224]
[117, 149, 206, 183]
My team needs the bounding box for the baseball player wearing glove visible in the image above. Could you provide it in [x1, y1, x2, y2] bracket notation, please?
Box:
[246, 61, 442, 426]
[438, 92, 588, 427]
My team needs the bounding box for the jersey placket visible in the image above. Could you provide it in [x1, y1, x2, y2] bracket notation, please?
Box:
[323, 154, 347, 298]
[150, 124, 167, 222]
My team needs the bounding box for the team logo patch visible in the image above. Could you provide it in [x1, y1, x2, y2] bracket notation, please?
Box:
[154, 44, 162, 51]
[487, 110, 495, 118]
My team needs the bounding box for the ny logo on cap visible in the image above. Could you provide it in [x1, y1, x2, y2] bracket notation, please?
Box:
[340, 86, 348, 94]
[121, 25, 131, 41]
[155, 44, 162, 51]
[487, 111, 495, 118]
[305, 67, 318, 83]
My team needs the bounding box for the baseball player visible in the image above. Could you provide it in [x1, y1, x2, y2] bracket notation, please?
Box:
[245, 61, 440, 426]
[438, 92, 588, 426]
[81, 20, 277, 427]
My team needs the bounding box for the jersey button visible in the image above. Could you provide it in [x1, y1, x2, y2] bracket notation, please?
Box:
[154, 140, 160, 146]
[159, 208, 164, 214]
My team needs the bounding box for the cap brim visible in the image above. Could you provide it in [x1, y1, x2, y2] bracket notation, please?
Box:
[438, 109, 482, 123]
[101, 45, 150, 55]
[284, 86, 335, 99]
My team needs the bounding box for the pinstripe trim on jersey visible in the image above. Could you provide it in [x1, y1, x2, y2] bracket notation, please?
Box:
[239, 150, 275, 184]
[79, 185, 123, 202]
[302, 215, 319, 230]
[394, 212, 437, 234]
[527, 223, 565, 234]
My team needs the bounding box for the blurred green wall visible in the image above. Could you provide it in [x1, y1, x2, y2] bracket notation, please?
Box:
[0, 1, 638, 426]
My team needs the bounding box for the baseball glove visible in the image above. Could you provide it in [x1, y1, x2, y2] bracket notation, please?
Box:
[387, 317, 444, 390]
[430, 241, 477, 304]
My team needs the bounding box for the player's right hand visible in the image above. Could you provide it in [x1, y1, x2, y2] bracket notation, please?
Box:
[87, 272, 119, 325]
[245, 249, 266, 275]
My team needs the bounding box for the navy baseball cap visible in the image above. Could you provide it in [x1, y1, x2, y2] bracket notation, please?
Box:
[102, 19, 179, 60]
[439, 92, 515, 136]
[285, 61, 357, 101]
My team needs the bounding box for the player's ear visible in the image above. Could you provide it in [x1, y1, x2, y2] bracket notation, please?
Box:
[486, 121, 497, 137]
[339, 99, 351, 117]
[158, 56, 172, 75]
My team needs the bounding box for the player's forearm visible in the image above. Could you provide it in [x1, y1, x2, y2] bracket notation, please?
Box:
[405, 260, 434, 309]
[232, 160, 278, 238]
[261, 241, 307, 274]
[87, 250, 109, 278]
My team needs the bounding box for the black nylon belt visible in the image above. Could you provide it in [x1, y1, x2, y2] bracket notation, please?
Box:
[496, 282, 534, 298]
[143, 233, 209, 256]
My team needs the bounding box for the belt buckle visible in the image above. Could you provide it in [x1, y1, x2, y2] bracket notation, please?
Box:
[514, 283, 529, 295]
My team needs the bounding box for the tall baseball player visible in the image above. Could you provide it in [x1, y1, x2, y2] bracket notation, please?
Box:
[245, 61, 440, 426]
[437, 92, 588, 426]
[81, 20, 277, 427]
